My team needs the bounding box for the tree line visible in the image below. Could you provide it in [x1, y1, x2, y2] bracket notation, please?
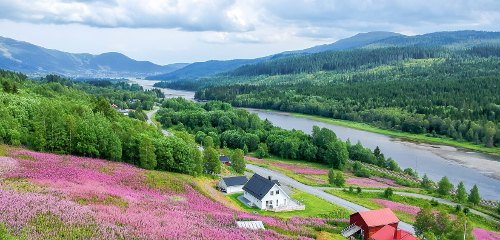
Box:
[0, 71, 203, 176]
[156, 98, 406, 174]
[195, 54, 500, 149]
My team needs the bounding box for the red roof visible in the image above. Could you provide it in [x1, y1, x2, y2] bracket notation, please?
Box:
[370, 225, 396, 240]
[355, 208, 400, 227]
[370, 225, 417, 240]
[395, 230, 417, 240]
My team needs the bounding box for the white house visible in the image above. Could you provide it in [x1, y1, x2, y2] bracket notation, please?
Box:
[218, 176, 248, 194]
[242, 174, 304, 211]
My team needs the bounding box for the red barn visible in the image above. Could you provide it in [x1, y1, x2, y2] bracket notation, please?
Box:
[342, 208, 416, 240]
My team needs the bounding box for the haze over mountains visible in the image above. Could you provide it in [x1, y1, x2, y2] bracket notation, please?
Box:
[151, 30, 500, 81]
[1, 30, 499, 79]
[0, 36, 188, 78]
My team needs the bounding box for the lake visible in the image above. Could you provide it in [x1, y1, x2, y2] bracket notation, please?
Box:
[131, 80, 500, 201]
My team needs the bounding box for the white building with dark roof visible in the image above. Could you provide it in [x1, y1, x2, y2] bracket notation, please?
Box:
[218, 176, 248, 194]
[241, 174, 304, 211]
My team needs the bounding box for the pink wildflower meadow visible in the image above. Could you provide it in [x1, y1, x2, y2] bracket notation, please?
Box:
[347, 177, 395, 188]
[0, 156, 17, 176]
[245, 156, 327, 175]
[372, 199, 420, 216]
[0, 148, 327, 239]
[473, 228, 500, 240]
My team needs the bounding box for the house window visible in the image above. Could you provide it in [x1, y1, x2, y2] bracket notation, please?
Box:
[270, 191, 274, 195]
[276, 190, 280, 195]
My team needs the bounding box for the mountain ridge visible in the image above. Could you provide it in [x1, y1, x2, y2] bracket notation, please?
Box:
[146, 31, 403, 80]
[0, 36, 188, 78]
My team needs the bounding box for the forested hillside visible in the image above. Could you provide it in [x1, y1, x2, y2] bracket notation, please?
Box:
[0, 70, 202, 175]
[170, 45, 500, 151]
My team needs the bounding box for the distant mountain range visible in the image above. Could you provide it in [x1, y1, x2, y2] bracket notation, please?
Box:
[146, 31, 402, 80]
[1, 30, 499, 79]
[148, 30, 500, 81]
[0, 36, 188, 78]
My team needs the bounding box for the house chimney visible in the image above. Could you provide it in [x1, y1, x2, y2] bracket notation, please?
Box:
[268, 176, 272, 181]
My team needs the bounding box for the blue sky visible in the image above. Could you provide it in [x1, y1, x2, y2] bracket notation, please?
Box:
[0, 0, 499, 65]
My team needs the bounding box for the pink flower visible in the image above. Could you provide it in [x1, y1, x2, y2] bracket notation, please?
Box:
[0, 147, 340, 239]
[245, 156, 327, 175]
[372, 199, 420, 216]
[347, 177, 395, 188]
[472, 228, 500, 240]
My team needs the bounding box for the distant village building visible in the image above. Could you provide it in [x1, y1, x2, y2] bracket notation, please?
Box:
[341, 208, 416, 240]
[117, 109, 130, 116]
[218, 176, 248, 194]
[219, 156, 232, 166]
[241, 174, 304, 211]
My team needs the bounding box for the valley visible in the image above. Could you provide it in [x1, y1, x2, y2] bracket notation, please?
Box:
[1, 27, 500, 240]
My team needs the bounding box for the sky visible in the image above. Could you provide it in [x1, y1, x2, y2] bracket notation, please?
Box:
[0, 0, 499, 65]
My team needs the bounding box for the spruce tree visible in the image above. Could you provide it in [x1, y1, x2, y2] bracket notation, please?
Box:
[456, 182, 467, 203]
[468, 185, 480, 205]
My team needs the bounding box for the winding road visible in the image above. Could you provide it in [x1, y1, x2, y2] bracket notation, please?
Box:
[146, 107, 172, 136]
[246, 164, 416, 234]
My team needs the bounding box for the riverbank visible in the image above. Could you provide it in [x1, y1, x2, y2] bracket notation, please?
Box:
[273, 111, 500, 156]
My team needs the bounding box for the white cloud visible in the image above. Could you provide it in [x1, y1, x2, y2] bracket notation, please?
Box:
[0, 0, 256, 31]
[0, 0, 499, 64]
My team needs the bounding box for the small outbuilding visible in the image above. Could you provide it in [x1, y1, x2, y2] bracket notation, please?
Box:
[341, 208, 416, 240]
[219, 156, 231, 166]
[218, 176, 248, 193]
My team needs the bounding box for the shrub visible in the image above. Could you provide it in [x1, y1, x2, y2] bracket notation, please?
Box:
[356, 187, 362, 194]
[334, 172, 346, 187]
[384, 187, 393, 199]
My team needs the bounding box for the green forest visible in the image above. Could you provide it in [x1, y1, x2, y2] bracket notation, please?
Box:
[0, 70, 203, 175]
[157, 98, 409, 176]
[162, 46, 500, 151]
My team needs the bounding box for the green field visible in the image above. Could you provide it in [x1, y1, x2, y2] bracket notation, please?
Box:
[227, 190, 351, 219]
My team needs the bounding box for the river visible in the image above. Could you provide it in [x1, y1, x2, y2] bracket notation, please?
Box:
[131, 80, 500, 201]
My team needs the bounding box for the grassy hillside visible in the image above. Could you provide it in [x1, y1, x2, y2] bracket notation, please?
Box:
[0, 145, 349, 239]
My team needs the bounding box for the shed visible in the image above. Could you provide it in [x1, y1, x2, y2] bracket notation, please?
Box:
[219, 156, 231, 166]
[349, 208, 399, 240]
[218, 176, 248, 193]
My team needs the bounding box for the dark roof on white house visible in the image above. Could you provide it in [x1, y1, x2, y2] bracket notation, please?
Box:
[219, 156, 231, 163]
[242, 174, 280, 200]
[222, 176, 248, 187]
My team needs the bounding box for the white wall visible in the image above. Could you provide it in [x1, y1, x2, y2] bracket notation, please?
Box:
[244, 191, 262, 208]
[226, 185, 244, 194]
[245, 184, 291, 210]
[218, 180, 244, 193]
[261, 185, 291, 209]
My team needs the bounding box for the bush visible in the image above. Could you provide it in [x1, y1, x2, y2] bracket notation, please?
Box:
[334, 172, 346, 187]
[463, 207, 470, 215]
[356, 187, 362, 194]
[455, 205, 462, 212]
[430, 199, 439, 207]
[349, 186, 354, 193]
[384, 187, 394, 199]
[352, 161, 371, 177]
[328, 169, 336, 185]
